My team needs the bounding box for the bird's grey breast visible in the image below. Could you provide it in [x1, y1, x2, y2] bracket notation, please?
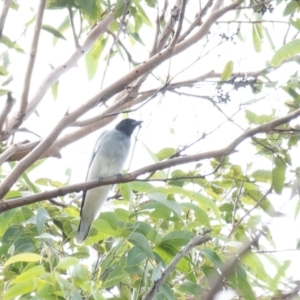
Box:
[89, 129, 131, 179]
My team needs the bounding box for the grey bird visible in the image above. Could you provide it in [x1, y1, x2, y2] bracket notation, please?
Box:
[75, 118, 142, 244]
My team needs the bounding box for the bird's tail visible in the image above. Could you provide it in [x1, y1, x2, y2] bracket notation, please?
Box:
[75, 217, 91, 245]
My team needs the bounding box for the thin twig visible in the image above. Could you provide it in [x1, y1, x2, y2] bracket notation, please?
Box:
[18, 0, 46, 123]
[203, 232, 261, 300]
[228, 186, 273, 238]
[107, 30, 140, 65]
[3, 11, 115, 139]
[68, 7, 80, 48]
[0, 92, 16, 132]
[0, 0, 10, 39]
[0, 0, 246, 200]
[142, 230, 211, 300]
[100, 0, 131, 89]
[0, 144, 18, 165]
[48, 198, 68, 208]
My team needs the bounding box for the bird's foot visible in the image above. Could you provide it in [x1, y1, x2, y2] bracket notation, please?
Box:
[98, 176, 104, 181]
[116, 173, 123, 179]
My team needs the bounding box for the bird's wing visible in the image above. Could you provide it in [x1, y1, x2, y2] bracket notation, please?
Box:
[80, 130, 107, 216]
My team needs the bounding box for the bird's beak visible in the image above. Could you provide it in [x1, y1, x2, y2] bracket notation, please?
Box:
[135, 120, 143, 127]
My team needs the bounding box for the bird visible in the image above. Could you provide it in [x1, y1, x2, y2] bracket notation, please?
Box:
[75, 118, 142, 245]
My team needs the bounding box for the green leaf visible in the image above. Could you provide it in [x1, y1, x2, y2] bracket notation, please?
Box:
[229, 268, 256, 300]
[126, 246, 147, 266]
[71, 264, 90, 286]
[5, 253, 40, 266]
[200, 248, 223, 268]
[36, 207, 51, 235]
[152, 186, 221, 220]
[272, 157, 286, 194]
[3, 281, 35, 300]
[133, 0, 152, 26]
[0, 65, 9, 76]
[21, 171, 39, 193]
[220, 60, 234, 81]
[131, 181, 153, 192]
[283, 1, 300, 16]
[119, 182, 132, 202]
[178, 281, 202, 297]
[11, 265, 45, 284]
[99, 212, 118, 231]
[270, 260, 290, 290]
[180, 202, 210, 227]
[57, 257, 79, 270]
[161, 231, 193, 247]
[243, 252, 271, 284]
[270, 39, 300, 67]
[156, 147, 176, 161]
[128, 232, 154, 258]
[42, 25, 66, 40]
[129, 32, 145, 46]
[252, 24, 261, 53]
[252, 170, 272, 182]
[147, 192, 182, 217]
[102, 264, 127, 288]
[85, 37, 107, 80]
[290, 18, 300, 31]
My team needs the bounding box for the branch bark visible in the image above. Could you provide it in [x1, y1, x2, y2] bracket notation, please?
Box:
[0, 0, 245, 199]
[2, 11, 115, 140]
[142, 231, 211, 300]
[203, 233, 261, 300]
[1, 106, 299, 210]
[0, 0, 10, 39]
[0, 92, 15, 133]
[18, 0, 46, 124]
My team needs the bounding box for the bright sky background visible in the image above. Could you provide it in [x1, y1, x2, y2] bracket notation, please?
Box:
[1, 0, 300, 286]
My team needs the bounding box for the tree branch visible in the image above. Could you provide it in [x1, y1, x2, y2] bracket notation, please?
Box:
[68, 7, 80, 48]
[142, 230, 211, 300]
[18, 0, 46, 124]
[203, 233, 261, 300]
[1, 107, 300, 209]
[2, 11, 115, 140]
[0, 91, 15, 133]
[0, 0, 10, 39]
[0, 0, 245, 200]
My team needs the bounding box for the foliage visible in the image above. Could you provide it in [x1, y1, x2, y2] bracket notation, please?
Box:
[0, 0, 300, 299]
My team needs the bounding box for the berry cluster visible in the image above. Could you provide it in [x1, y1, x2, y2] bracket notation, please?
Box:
[229, 76, 257, 90]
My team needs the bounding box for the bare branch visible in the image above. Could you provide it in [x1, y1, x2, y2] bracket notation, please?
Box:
[107, 30, 140, 65]
[0, 0, 10, 39]
[203, 233, 261, 300]
[0, 144, 17, 165]
[3, 11, 115, 139]
[0, 0, 245, 200]
[101, 1, 131, 89]
[142, 231, 211, 300]
[228, 186, 273, 238]
[69, 7, 80, 48]
[0, 92, 16, 132]
[169, 0, 186, 48]
[178, 0, 213, 43]
[175, 0, 245, 56]
[155, 0, 182, 53]
[18, 0, 46, 123]
[48, 198, 68, 208]
[1, 107, 300, 209]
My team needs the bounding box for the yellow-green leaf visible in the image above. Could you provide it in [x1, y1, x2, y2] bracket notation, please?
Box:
[5, 253, 40, 266]
[270, 39, 300, 67]
[220, 60, 234, 81]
